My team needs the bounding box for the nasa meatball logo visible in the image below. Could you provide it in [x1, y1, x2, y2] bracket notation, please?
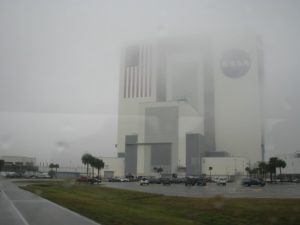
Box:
[220, 49, 251, 78]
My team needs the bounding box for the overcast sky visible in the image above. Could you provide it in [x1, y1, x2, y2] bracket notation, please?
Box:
[0, 0, 299, 166]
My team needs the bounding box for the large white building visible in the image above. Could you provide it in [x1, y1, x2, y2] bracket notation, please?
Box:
[105, 33, 264, 177]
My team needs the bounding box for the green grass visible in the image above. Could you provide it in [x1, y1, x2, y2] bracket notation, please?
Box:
[21, 181, 300, 225]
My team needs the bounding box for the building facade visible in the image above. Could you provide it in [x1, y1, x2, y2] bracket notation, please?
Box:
[0, 155, 36, 167]
[0, 155, 37, 172]
[201, 157, 249, 177]
[113, 33, 264, 177]
[276, 152, 300, 177]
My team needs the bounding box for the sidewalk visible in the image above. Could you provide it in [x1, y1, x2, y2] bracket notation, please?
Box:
[0, 177, 101, 225]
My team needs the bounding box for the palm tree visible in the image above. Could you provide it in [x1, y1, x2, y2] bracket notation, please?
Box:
[258, 161, 268, 180]
[90, 156, 99, 178]
[245, 167, 251, 177]
[95, 159, 104, 178]
[49, 163, 59, 178]
[153, 167, 163, 176]
[269, 157, 278, 182]
[157, 167, 163, 174]
[252, 168, 259, 178]
[49, 163, 56, 178]
[209, 166, 213, 181]
[49, 163, 55, 171]
[81, 153, 93, 177]
[54, 164, 59, 177]
[90, 157, 95, 177]
[277, 159, 286, 180]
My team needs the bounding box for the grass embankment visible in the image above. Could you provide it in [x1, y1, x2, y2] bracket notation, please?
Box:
[21, 181, 300, 225]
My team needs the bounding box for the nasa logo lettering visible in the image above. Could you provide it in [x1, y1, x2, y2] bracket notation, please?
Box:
[220, 49, 251, 78]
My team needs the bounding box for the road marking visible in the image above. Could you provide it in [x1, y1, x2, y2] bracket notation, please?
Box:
[1, 190, 30, 225]
[12, 199, 45, 202]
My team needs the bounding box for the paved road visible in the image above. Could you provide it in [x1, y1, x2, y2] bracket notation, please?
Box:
[0, 177, 101, 225]
[104, 181, 300, 198]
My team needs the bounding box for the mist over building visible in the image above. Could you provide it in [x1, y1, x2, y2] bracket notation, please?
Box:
[99, 33, 264, 178]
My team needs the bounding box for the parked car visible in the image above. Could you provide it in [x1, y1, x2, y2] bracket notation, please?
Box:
[216, 177, 227, 186]
[195, 177, 207, 186]
[108, 177, 119, 182]
[170, 177, 186, 184]
[128, 177, 139, 182]
[185, 177, 206, 186]
[149, 177, 161, 184]
[211, 176, 220, 183]
[185, 177, 196, 186]
[76, 176, 89, 182]
[161, 178, 171, 185]
[177, 177, 187, 184]
[108, 177, 129, 182]
[293, 178, 300, 183]
[6, 172, 23, 178]
[88, 177, 101, 184]
[140, 178, 150, 186]
[242, 178, 265, 187]
[76, 176, 101, 184]
[36, 173, 51, 179]
[119, 177, 129, 182]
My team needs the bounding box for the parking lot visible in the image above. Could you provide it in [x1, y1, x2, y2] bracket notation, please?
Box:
[104, 181, 300, 198]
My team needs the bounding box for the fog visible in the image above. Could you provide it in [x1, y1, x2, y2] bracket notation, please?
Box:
[0, 0, 299, 165]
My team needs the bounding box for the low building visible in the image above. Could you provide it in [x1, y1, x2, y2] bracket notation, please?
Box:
[0, 155, 37, 172]
[276, 151, 300, 178]
[0, 155, 36, 166]
[99, 157, 125, 178]
[38, 165, 86, 177]
[201, 157, 249, 176]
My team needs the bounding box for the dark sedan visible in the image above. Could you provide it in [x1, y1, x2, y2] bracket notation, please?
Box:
[242, 178, 265, 187]
[185, 177, 207, 186]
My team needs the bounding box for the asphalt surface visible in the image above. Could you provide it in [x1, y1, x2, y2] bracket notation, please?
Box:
[0, 177, 101, 225]
[104, 181, 300, 198]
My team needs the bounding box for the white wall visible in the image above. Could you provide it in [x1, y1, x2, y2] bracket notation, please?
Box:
[276, 152, 300, 174]
[202, 157, 249, 176]
[213, 33, 262, 163]
[100, 157, 125, 177]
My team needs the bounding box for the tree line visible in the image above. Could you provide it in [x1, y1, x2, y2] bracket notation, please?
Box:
[81, 153, 105, 178]
[245, 157, 286, 181]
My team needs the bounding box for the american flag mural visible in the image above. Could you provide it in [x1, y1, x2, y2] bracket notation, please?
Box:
[123, 45, 152, 99]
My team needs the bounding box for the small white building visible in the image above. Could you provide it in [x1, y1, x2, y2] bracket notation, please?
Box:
[276, 151, 300, 176]
[201, 157, 249, 176]
[99, 157, 125, 178]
